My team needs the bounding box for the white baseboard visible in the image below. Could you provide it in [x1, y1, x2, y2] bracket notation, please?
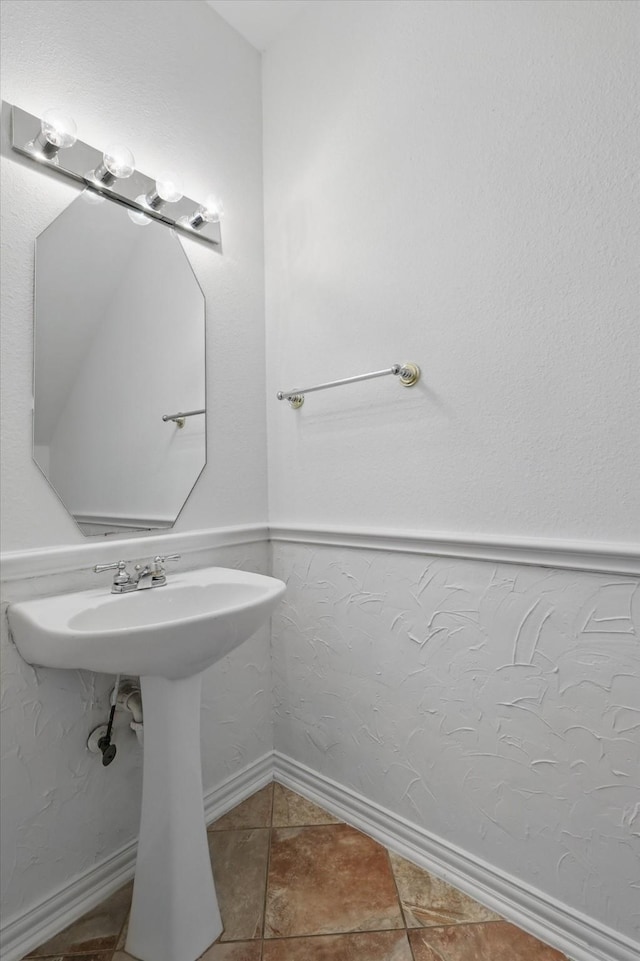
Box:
[203, 752, 274, 826]
[0, 842, 137, 961]
[0, 753, 273, 961]
[273, 752, 640, 961]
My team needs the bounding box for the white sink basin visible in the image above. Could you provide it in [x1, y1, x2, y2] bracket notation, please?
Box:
[7, 565, 285, 961]
[8, 566, 285, 680]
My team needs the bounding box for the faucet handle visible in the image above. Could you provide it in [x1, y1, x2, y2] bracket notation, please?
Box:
[94, 560, 133, 587]
[154, 554, 181, 569]
[94, 560, 127, 573]
[144, 554, 181, 584]
[150, 554, 181, 575]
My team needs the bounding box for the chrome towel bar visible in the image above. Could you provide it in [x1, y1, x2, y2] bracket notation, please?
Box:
[162, 409, 205, 428]
[277, 363, 420, 409]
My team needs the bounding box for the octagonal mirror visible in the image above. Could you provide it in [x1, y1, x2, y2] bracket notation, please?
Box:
[34, 191, 206, 535]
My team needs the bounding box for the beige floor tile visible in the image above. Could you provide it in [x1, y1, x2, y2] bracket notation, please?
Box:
[263, 930, 413, 960]
[199, 941, 263, 960]
[26, 883, 132, 957]
[208, 828, 270, 941]
[36, 955, 111, 961]
[389, 852, 500, 927]
[265, 823, 404, 938]
[272, 783, 341, 827]
[208, 784, 274, 831]
[25, 802, 567, 961]
[408, 921, 568, 960]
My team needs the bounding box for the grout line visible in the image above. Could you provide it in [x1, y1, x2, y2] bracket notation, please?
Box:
[258, 919, 511, 943]
[389, 861, 419, 961]
[210, 821, 340, 832]
[113, 903, 130, 959]
[386, 845, 410, 931]
[259, 781, 275, 958]
[407, 919, 508, 931]
[58, 920, 513, 958]
[408, 933, 448, 961]
[262, 926, 407, 941]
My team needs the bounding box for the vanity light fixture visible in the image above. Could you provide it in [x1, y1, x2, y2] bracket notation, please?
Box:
[186, 195, 224, 230]
[28, 108, 77, 160]
[9, 102, 222, 247]
[144, 170, 183, 209]
[91, 144, 136, 186]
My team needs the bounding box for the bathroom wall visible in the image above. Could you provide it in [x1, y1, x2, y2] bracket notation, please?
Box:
[263, 0, 639, 541]
[0, 0, 270, 933]
[2, 0, 638, 952]
[263, 0, 640, 947]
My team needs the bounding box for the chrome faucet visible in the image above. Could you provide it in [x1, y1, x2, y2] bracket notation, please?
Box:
[94, 555, 181, 593]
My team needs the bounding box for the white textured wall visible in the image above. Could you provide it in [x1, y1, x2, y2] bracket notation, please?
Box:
[272, 542, 640, 940]
[0, 0, 269, 929]
[263, 0, 640, 542]
[263, 0, 640, 946]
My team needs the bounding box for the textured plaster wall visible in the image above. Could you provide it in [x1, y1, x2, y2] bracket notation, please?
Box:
[0, 0, 270, 927]
[272, 543, 640, 939]
[263, 0, 640, 542]
[263, 0, 640, 945]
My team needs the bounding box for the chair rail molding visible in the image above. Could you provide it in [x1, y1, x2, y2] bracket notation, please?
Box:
[269, 525, 640, 577]
[0, 524, 270, 583]
[3, 524, 638, 583]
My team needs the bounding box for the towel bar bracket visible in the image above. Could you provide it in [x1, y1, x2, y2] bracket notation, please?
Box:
[397, 363, 420, 387]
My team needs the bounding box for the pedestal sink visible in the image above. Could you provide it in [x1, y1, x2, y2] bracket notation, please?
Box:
[7, 566, 286, 961]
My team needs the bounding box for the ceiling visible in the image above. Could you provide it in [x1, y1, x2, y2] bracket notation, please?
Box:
[206, 0, 312, 52]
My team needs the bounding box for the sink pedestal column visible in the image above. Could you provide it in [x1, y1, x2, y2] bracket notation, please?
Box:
[126, 674, 223, 961]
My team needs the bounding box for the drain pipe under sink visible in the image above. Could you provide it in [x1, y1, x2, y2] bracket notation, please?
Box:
[116, 678, 144, 746]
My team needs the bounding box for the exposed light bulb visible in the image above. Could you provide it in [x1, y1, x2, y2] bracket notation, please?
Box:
[128, 208, 151, 226]
[144, 170, 183, 209]
[31, 108, 77, 160]
[187, 195, 223, 230]
[103, 144, 135, 179]
[92, 144, 136, 186]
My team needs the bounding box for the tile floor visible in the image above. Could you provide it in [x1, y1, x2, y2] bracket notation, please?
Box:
[25, 782, 568, 961]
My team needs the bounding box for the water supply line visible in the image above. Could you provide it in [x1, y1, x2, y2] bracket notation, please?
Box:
[87, 675, 143, 763]
[97, 673, 120, 766]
